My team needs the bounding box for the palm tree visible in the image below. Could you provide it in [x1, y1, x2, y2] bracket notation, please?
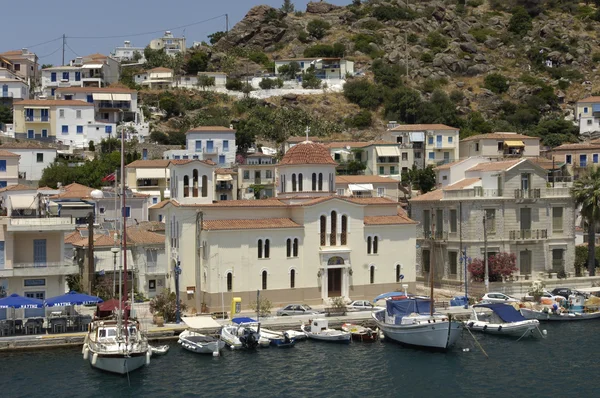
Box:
[572, 167, 600, 276]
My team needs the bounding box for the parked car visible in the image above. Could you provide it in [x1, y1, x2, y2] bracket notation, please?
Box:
[551, 287, 586, 299]
[276, 304, 321, 316]
[522, 290, 564, 302]
[480, 292, 520, 304]
[347, 300, 384, 311]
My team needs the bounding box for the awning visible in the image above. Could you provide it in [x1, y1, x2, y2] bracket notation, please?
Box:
[92, 93, 112, 101]
[333, 149, 351, 155]
[216, 174, 233, 181]
[112, 93, 131, 101]
[10, 195, 37, 210]
[409, 132, 424, 142]
[57, 202, 93, 209]
[136, 168, 166, 179]
[348, 183, 373, 192]
[182, 316, 222, 329]
[82, 63, 103, 69]
[504, 140, 525, 147]
[376, 146, 401, 157]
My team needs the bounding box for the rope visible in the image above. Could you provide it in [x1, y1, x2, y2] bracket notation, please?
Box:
[465, 326, 489, 359]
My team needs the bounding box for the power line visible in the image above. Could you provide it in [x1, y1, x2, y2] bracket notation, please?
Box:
[24, 36, 63, 49]
[65, 41, 81, 58]
[37, 46, 63, 59]
[68, 14, 227, 40]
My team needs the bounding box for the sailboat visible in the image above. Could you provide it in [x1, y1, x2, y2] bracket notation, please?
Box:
[372, 226, 462, 350]
[82, 128, 151, 375]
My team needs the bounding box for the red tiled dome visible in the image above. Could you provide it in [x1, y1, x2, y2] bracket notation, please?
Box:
[280, 141, 337, 166]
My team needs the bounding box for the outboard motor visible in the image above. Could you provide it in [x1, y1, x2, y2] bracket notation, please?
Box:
[283, 332, 291, 344]
[239, 328, 259, 349]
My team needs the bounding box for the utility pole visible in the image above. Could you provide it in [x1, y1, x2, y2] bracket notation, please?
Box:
[196, 211, 204, 314]
[226, 14, 229, 32]
[483, 214, 489, 293]
[87, 212, 94, 294]
[62, 34, 66, 66]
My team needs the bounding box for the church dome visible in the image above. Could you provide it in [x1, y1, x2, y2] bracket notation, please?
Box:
[280, 141, 337, 166]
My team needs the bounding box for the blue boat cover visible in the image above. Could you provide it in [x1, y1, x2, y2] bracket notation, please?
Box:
[373, 292, 407, 303]
[474, 303, 526, 323]
[386, 298, 432, 319]
[232, 317, 257, 324]
[450, 296, 468, 307]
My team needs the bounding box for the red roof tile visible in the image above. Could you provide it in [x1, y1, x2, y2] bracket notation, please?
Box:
[149, 199, 170, 209]
[126, 159, 171, 168]
[460, 132, 538, 142]
[280, 142, 337, 166]
[203, 218, 301, 231]
[0, 150, 19, 158]
[14, 99, 94, 107]
[186, 126, 235, 133]
[51, 183, 94, 199]
[336, 175, 399, 184]
[466, 159, 522, 172]
[364, 215, 417, 225]
[390, 124, 457, 131]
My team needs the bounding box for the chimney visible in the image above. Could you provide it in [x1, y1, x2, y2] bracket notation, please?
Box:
[21, 48, 28, 55]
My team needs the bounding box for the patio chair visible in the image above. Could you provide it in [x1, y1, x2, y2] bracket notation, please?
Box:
[14, 319, 23, 334]
[0, 321, 9, 337]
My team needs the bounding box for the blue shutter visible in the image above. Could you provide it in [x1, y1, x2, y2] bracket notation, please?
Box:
[87, 95, 93, 103]
[33, 239, 47, 265]
[62, 72, 69, 80]
[122, 207, 131, 218]
[0, 160, 6, 172]
[0, 241, 5, 269]
[219, 155, 225, 164]
[105, 126, 112, 133]
[51, 88, 55, 96]
[0, 182, 6, 188]
[75, 72, 81, 81]
[62, 125, 68, 134]
[27, 130, 34, 139]
[51, 72, 56, 82]
[195, 140, 202, 152]
[77, 126, 83, 134]
[594, 154, 599, 164]
[142, 148, 148, 160]
[42, 129, 48, 138]
[223, 140, 229, 152]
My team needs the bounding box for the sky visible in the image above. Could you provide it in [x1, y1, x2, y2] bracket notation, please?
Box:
[0, 0, 350, 66]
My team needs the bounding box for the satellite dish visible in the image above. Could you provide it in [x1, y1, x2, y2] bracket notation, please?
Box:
[90, 189, 104, 199]
[346, 145, 351, 151]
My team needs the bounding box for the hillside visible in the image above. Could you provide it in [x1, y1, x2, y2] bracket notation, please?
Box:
[144, 0, 600, 148]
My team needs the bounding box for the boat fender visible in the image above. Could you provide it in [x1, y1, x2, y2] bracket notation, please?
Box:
[82, 346, 89, 360]
[498, 325, 502, 332]
[482, 325, 488, 331]
[91, 353, 98, 366]
[467, 322, 474, 328]
[146, 351, 151, 366]
[81, 343, 88, 355]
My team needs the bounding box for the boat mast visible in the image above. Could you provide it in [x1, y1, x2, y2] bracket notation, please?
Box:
[121, 124, 129, 341]
[430, 218, 435, 316]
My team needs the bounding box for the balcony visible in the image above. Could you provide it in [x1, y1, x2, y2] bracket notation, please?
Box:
[444, 188, 503, 199]
[98, 101, 131, 110]
[146, 263, 167, 275]
[7, 217, 75, 232]
[12, 261, 78, 277]
[509, 229, 548, 240]
[514, 189, 541, 201]
[216, 183, 233, 191]
[203, 147, 218, 155]
[25, 116, 50, 123]
[1, 92, 13, 98]
[377, 157, 400, 164]
[544, 187, 571, 197]
[422, 231, 449, 241]
[433, 142, 455, 149]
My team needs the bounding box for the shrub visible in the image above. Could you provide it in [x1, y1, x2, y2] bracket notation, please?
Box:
[469, 27, 495, 43]
[343, 79, 383, 109]
[197, 75, 215, 90]
[303, 43, 345, 58]
[421, 52, 433, 63]
[149, 289, 188, 323]
[449, 90, 464, 103]
[247, 51, 269, 66]
[88, 141, 95, 152]
[226, 78, 244, 91]
[547, 66, 583, 82]
[259, 78, 284, 89]
[301, 72, 321, 89]
[426, 31, 448, 53]
[467, 0, 483, 6]
[277, 61, 301, 80]
[345, 110, 373, 129]
[422, 78, 448, 93]
[372, 59, 404, 88]
[249, 297, 272, 317]
[352, 33, 382, 56]
[484, 73, 509, 94]
[508, 7, 533, 37]
[306, 19, 331, 39]
[557, 80, 570, 90]
[407, 33, 418, 44]
[468, 253, 517, 282]
[371, 5, 416, 21]
[298, 30, 310, 44]
[359, 19, 383, 30]
[593, 52, 600, 63]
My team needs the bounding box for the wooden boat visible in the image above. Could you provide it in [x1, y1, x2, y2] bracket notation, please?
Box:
[467, 304, 540, 338]
[341, 323, 378, 342]
[150, 345, 170, 356]
[178, 330, 225, 355]
[301, 319, 351, 343]
[520, 294, 600, 321]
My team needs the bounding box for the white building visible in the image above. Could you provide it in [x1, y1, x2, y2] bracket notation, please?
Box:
[111, 41, 146, 63]
[459, 132, 540, 159]
[163, 126, 236, 166]
[154, 141, 417, 312]
[0, 49, 39, 94]
[274, 58, 354, 80]
[149, 31, 186, 57]
[0, 141, 57, 182]
[134, 67, 174, 89]
[0, 67, 29, 105]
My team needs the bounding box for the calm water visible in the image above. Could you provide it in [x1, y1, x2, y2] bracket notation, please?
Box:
[1, 322, 599, 397]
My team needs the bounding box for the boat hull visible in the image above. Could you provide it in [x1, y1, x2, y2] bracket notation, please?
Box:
[466, 320, 539, 337]
[179, 339, 225, 354]
[88, 352, 147, 375]
[301, 326, 351, 343]
[520, 308, 600, 321]
[373, 314, 462, 350]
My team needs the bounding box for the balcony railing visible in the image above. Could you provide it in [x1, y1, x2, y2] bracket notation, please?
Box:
[514, 188, 541, 199]
[25, 116, 50, 122]
[377, 157, 400, 164]
[13, 261, 69, 269]
[444, 188, 503, 199]
[422, 231, 449, 240]
[216, 184, 233, 191]
[509, 229, 548, 240]
[544, 187, 571, 197]
[1, 92, 13, 98]
[203, 147, 218, 154]
[9, 217, 74, 227]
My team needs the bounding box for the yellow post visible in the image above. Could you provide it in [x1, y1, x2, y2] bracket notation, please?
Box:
[230, 297, 242, 319]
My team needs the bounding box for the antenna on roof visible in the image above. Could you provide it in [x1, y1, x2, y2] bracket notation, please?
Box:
[305, 126, 310, 142]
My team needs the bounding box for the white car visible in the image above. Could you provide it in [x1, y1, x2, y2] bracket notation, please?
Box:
[480, 292, 520, 304]
[523, 290, 564, 302]
[347, 300, 384, 311]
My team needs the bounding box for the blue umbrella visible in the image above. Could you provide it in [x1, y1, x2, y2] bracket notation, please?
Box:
[44, 291, 103, 307]
[0, 293, 44, 309]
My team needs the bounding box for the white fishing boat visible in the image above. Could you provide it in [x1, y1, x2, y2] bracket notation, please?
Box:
[301, 319, 351, 343]
[520, 294, 600, 321]
[220, 318, 269, 349]
[178, 330, 226, 354]
[341, 323, 378, 342]
[150, 345, 170, 356]
[466, 303, 540, 337]
[372, 293, 462, 351]
[259, 328, 296, 347]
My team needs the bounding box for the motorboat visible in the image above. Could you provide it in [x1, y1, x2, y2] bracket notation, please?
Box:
[83, 319, 151, 374]
[371, 293, 462, 351]
[341, 323, 378, 342]
[150, 345, 170, 356]
[301, 319, 351, 343]
[220, 318, 269, 349]
[178, 330, 226, 355]
[466, 303, 541, 338]
[259, 328, 296, 347]
[520, 294, 600, 321]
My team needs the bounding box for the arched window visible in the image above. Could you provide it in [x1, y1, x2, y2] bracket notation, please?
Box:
[396, 264, 401, 282]
[226, 272, 233, 292]
[286, 238, 292, 258]
[320, 215, 326, 245]
[293, 238, 298, 257]
[290, 269, 296, 288]
[318, 173, 323, 191]
[264, 239, 270, 258]
[367, 236, 372, 254]
[298, 173, 303, 191]
[341, 215, 347, 245]
[262, 270, 268, 290]
[330, 211, 337, 246]
[292, 173, 297, 192]
[312, 173, 317, 191]
[201, 175, 208, 197]
[373, 236, 379, 254]
[370, 265, 375, 284]
[257, 239, 263, 258]
[192, 169, 199, 197]
[183, 175, 190, 197]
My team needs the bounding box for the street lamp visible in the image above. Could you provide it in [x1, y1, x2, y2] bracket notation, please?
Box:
[460, 247, 472, 309]
[174, 258, 182, 324]
[111, 247, 120, 298]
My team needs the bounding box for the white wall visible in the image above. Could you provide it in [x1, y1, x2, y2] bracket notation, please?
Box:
[53, 106, 114, 148]
[5, 148, 56, 181]
[0, 80, 28, 100]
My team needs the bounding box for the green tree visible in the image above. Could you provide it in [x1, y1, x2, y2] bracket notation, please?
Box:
[572, 167, 600, 276]
[508, 6, 533, 37]
[41, 64, 53, 69]
[426, 31, 448, 53]
[277, 61, 301, 80]
[484, 73, 509, 94]
[144, 47, 171, 68]
[208, 31, 227, 45]
[226, 78, 244, 91]
[0, 105, 12, 124]
[185, 51, 209, 74]
[303, 43, 345, 58]
[281, 0, 295, 13]
[306, 19, 331, 40]
[345, 110, 372, 129]
[197, 75, 216, 90]
[159, 97, 182, 117]
[259, 78, 284, 89]
[372, 59, 403, 89]
[301, 71, 321, 89]
[384, 87, 422, 123]
[371, 5, 416, 21]
[343, 79, 383, 109]
[406, 165, 436, 193]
